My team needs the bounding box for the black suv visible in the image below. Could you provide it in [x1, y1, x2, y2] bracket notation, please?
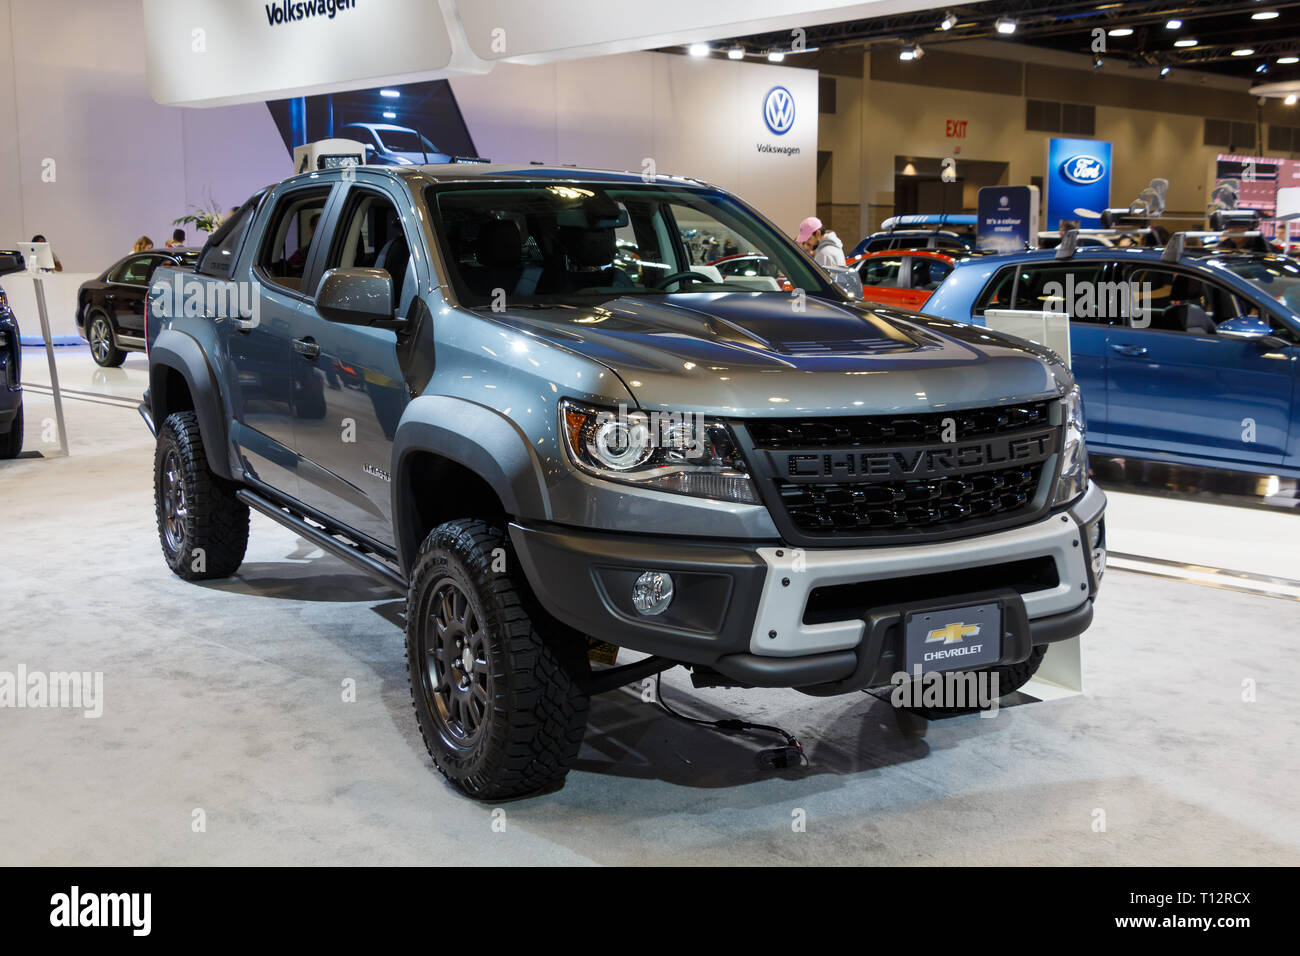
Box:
[77, 248, 199, 366]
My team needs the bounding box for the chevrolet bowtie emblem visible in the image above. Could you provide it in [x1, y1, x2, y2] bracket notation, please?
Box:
[925, 622, 981, 644]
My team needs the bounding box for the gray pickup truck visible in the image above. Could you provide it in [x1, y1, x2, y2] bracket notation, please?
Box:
[142, 162, 1105, 799]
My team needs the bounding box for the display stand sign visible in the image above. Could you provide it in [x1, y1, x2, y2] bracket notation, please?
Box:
[1046, 137, 1112, 231]
[21, 243, 69, 457]
[976, 185, 1039, 252]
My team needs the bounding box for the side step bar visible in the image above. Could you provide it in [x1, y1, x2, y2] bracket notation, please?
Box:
[236, 489, 407, 592]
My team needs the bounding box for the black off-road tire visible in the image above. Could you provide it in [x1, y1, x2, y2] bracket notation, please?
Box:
[154, 411, 249, 580]
[87, 313, 126, 368]
[406, 519, 590, 800]
[0, 400, 22, 459]
[902, 646, 1047, 719]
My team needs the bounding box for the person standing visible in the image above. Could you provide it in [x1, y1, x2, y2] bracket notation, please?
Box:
[795, 216, 845, 269]
[166, 228, 186, 248]
[133, 236, 154, 253]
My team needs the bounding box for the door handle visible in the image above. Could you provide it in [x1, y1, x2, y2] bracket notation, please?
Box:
[293, 337, 321, 359]
[1109, 343, 1149, 358]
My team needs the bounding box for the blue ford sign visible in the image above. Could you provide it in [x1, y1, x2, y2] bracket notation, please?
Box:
[1046, 137, 1112, 230]
[763, 86, 795, 135]
[1061, 155, 1106, 185]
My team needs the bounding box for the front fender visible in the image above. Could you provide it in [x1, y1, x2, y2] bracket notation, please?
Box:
[390, 395, 550, 572]
[149, 329, 232, 480]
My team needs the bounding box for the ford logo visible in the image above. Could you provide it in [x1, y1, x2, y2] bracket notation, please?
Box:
[1061, 154, 1105, 184]
[763, 86, 795, 135]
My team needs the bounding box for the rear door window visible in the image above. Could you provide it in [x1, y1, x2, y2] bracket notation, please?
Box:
[910, 257, 952, 291]
[256, 186, 333, 293]
[859, 257, 903, 287]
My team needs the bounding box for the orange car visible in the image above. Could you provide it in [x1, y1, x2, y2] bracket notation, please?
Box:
[847, 249, 956, 310]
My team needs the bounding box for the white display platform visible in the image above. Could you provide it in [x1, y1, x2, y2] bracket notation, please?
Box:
[3, 272, 95, 342]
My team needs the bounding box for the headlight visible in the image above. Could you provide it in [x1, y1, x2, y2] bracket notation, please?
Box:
[560, 400, 759, 504]
[1052, 385, 1088, 506]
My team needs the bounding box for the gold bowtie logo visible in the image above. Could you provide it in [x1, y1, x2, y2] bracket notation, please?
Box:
[925, 623, 981, 644]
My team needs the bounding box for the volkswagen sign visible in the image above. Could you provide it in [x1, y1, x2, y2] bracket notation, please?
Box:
[763, 86, 795, 135]
[1061, 154, 1106, 185]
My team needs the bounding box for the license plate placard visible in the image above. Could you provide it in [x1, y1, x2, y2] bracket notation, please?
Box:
[904, 602, 1001, 674]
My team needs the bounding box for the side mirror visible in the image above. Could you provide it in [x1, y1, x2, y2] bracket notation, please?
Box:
[826, 265, 863, 301]
[314, 267, 398, 327]
[1216, 314, 1287, 348]
[0, 250, 25, 275]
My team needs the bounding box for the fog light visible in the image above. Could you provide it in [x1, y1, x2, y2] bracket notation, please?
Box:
[1087, 519, 1106, 582]
[632, 571, 674, 616]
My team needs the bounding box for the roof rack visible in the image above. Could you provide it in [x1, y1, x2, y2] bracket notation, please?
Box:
[880, 213, 977, 233]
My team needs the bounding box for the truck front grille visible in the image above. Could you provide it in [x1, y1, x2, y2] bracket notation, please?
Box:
[777, 463, 1043, 537]
[739, 400, 1060, 546]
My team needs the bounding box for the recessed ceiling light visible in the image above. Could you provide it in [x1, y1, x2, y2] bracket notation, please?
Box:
[727, 47, 744, 60]
[1253, 11, 1280, 21]
[995, 16, 1016, 34]
[1174, 38, 1197, 48]
[1108, 28, 1134, 37]
[1165, 19, 1182, 30]
[688, 43, 709, 57]
[767, 51, 785, 62]
[1279, 56, 1300, 64]
[1232, 48, 1256, 57]
[379, 89, 400, 98]
[1286, 93, 1298, 105]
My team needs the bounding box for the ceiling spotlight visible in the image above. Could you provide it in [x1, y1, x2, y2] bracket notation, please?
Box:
[379, 89, 400, 98]
[727, 47, 744, 60]
[1160, 65, 1172, 76]
[1093, 56, 1104, 70]
[1232, 48, 1256, 57]
[382, 111, 396, 119]
[1257, 62, 1270, 74]
[688, 43, 709, 57]
[899, 42, 924, 61]
[1175, 38, 1197, 48]
[1253, 11, 1280, 21]
[995, 16, 1017, 34]
[1165, 19, 1182, 30]
[1287, 94, 1298, 105]
[1108, 28, 1134, 38]
[1279, 56, 1300, 64]
[767, 51, 785, 62]
[940, 11, 957, 31]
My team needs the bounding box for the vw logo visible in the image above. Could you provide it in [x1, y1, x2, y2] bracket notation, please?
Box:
[763, 86, 795, 135]
[1061, 154, 1105, 185]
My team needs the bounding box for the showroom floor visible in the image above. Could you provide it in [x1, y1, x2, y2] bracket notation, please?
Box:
[3, 346, 1299, 865]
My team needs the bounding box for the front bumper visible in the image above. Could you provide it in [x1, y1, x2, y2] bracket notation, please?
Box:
[510, 481, 1106, 693]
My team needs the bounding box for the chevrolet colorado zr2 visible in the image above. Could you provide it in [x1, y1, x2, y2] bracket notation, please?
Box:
[141, 163, 1105, 799]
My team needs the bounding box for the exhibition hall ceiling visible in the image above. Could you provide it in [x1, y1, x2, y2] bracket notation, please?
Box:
[704, 1, 1300, 81]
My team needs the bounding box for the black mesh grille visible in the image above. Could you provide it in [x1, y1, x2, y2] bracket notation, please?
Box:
[747, 401, 1053, 450]
[777, 464, 1042, 536]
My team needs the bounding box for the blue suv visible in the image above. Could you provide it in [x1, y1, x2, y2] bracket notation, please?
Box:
[922, 243, 1300, 476]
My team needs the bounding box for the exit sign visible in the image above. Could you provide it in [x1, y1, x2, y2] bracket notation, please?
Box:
[946, 119, 968, 139]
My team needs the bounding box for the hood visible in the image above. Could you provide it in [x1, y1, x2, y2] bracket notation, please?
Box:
[817, 231, 844, 251]
[482, 292, 1070, 417]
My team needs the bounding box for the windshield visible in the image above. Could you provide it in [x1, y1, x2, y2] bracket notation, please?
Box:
[378, 128, 437, 153]
[1218, 256, 1300, 313]
[424, 181, 833, 307]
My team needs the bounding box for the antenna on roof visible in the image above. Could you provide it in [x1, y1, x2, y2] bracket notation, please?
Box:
[1055, 229, 1079, 260]
[1162, 233, 1185, 262]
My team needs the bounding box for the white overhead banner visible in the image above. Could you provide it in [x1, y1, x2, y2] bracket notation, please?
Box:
[144, 0, 946, 107]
